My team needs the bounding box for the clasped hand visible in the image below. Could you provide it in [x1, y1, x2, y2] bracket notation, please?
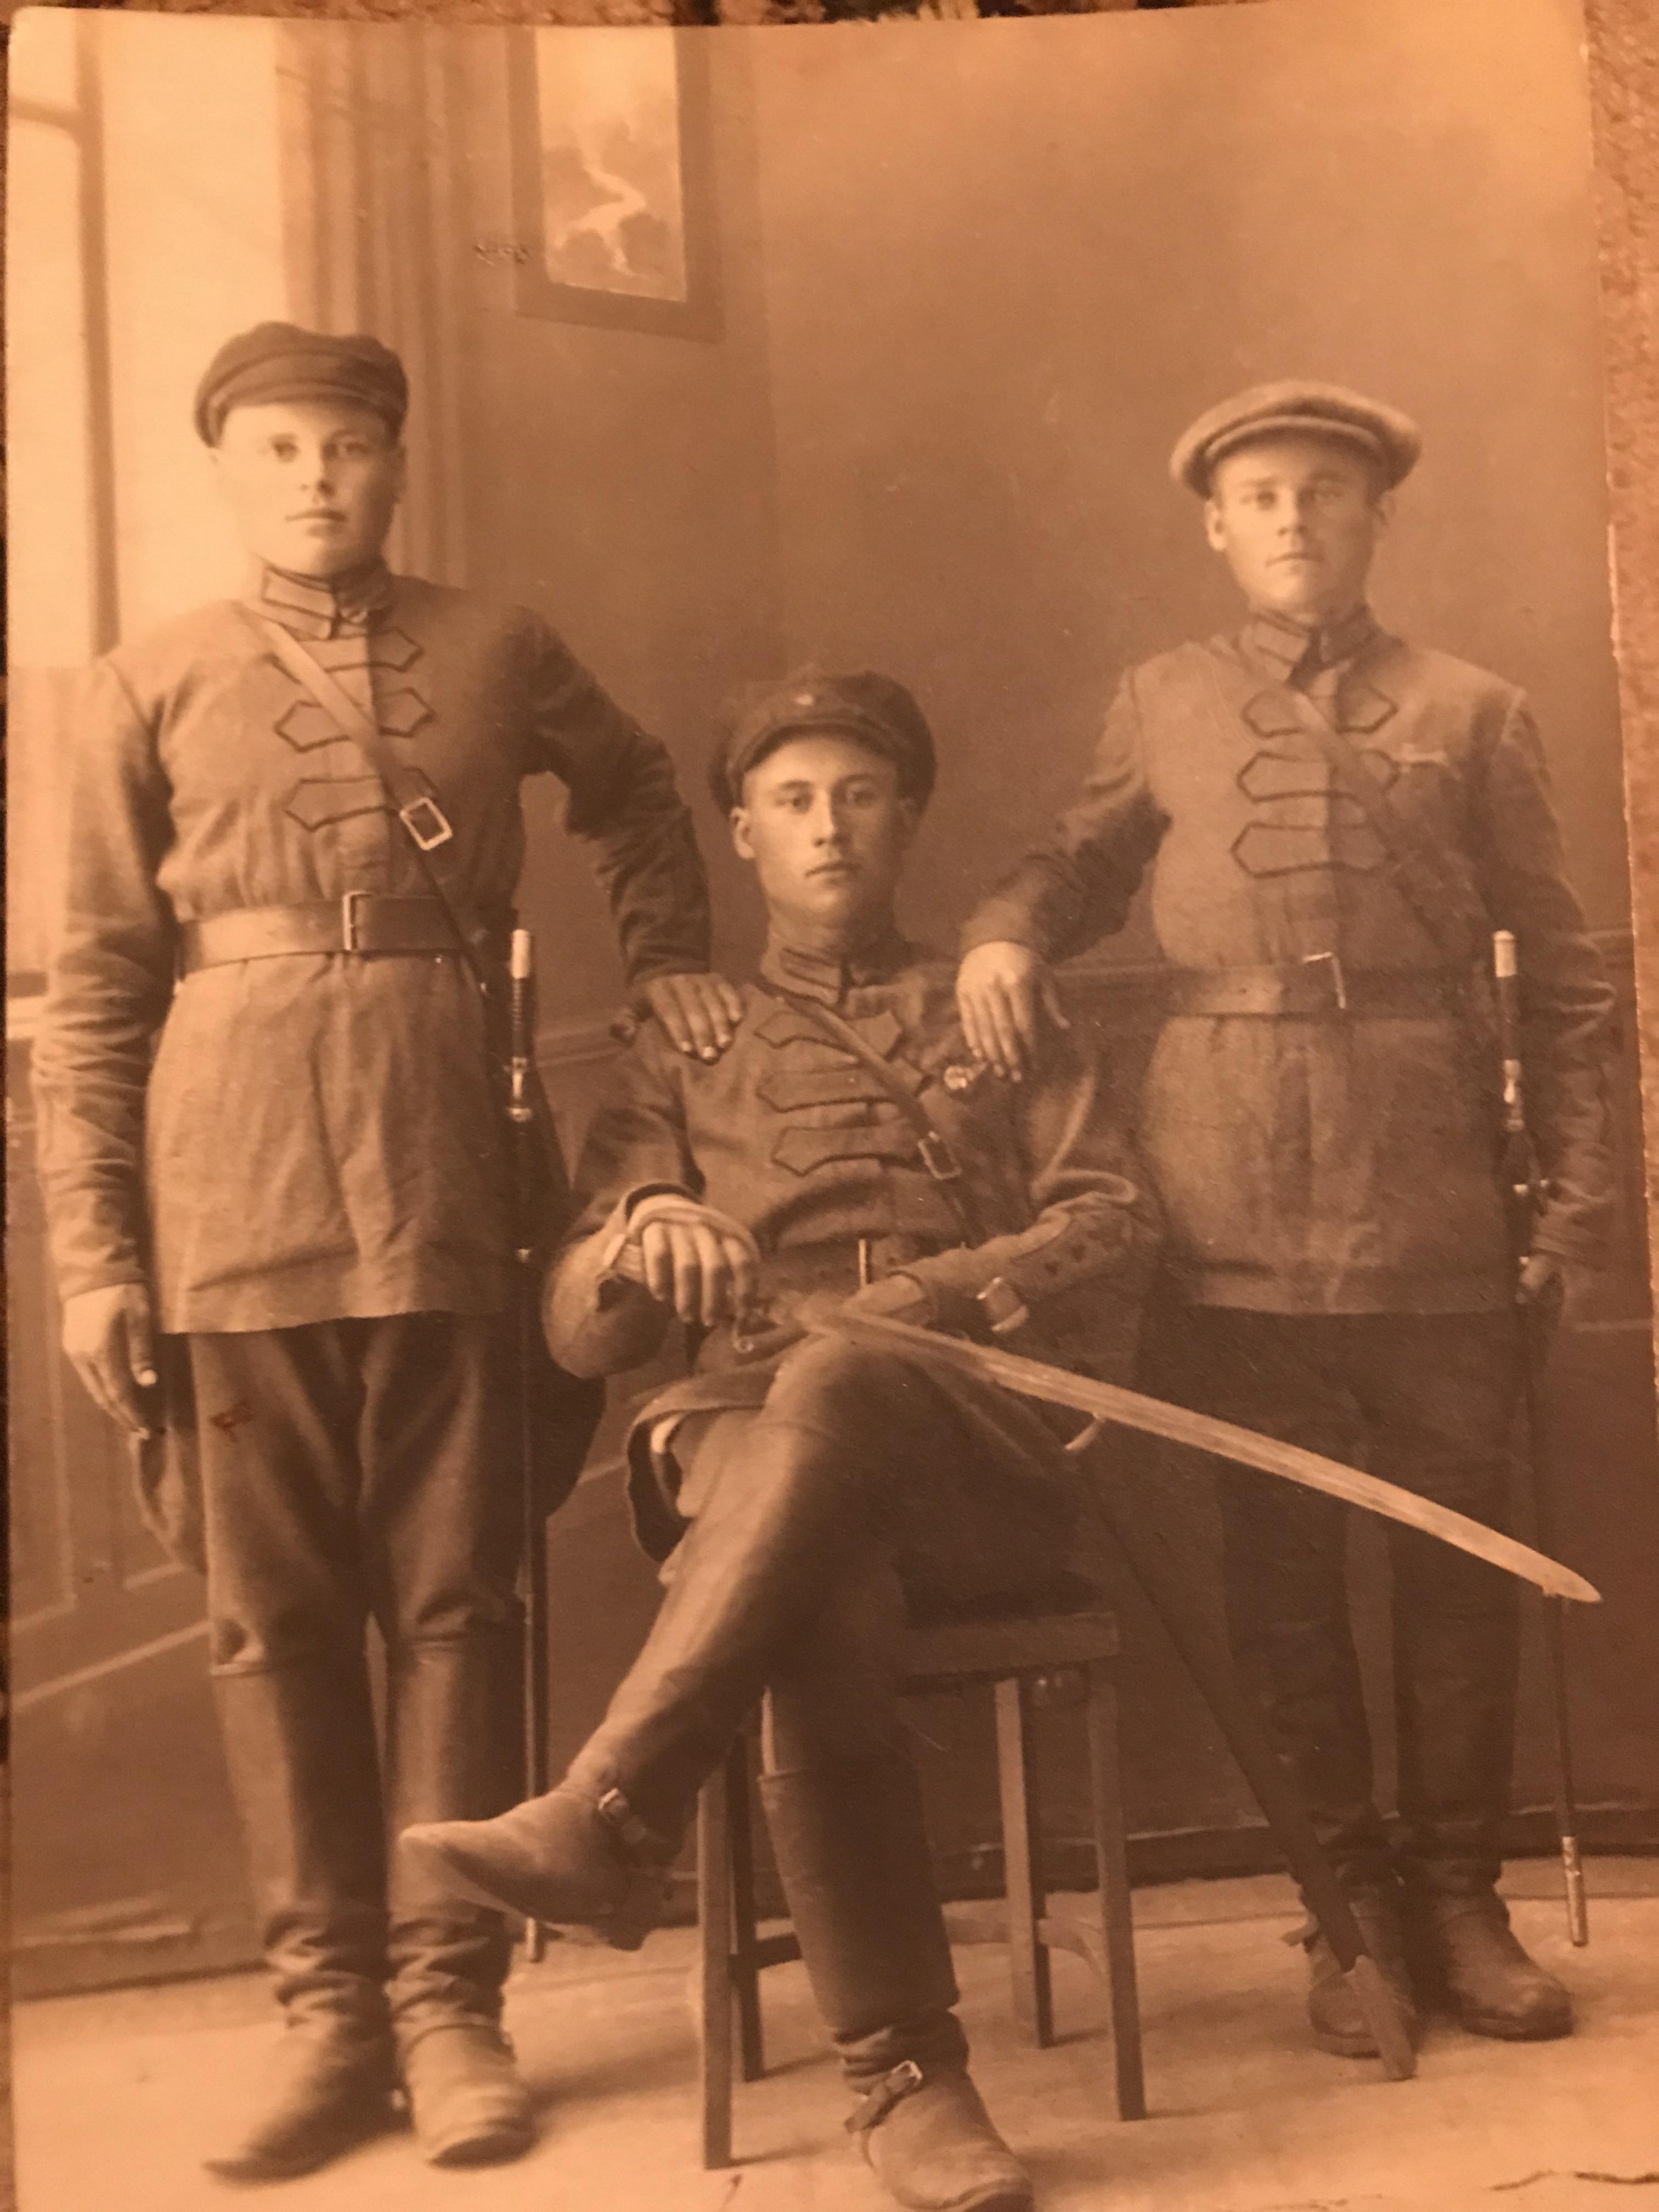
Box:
[604, 1196, 936, 1338]
[605, 1193, 766, 1329]
[1516, 1250, 1571, 1334]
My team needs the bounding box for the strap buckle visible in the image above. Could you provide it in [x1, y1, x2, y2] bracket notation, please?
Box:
[916, 1131, 962, 1183]
[594, 1786, 672, 1867]
[399, 794, 454, 853]
[977, 1275, 1031, 1339]
[845, 2059, 926, 2137]
[341, 890, 370, 952]
[1300, 950, 1348, 1013]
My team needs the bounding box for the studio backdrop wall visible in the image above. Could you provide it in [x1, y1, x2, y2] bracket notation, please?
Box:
[7, 0, 1652, 1994]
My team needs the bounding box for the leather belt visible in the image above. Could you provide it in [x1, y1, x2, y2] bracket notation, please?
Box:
[1167, 956, 1458, 1019]
[768, 1236, 947, 1299]
[178, 895, 459, 975]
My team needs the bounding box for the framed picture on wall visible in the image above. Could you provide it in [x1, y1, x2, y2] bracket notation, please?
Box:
[507, 27, 719, 341]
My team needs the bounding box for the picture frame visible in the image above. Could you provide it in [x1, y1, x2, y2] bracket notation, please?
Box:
[507, 26, 720, 342]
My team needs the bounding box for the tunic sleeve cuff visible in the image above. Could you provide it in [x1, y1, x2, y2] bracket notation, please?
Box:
[960, 909, 1046, 956]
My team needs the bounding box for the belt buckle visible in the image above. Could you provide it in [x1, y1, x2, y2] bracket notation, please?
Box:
[917, 1131, 962, 1182]
[1300, 950, 1348, 1013]
[399, 794, 454, 852]
[341, 890, 370, 953]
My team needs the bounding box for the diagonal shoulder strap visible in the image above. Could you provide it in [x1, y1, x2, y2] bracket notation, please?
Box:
[249, 611, 501, 981]
[760, 982, 986, 1246]
[1203, 655, 1486, 982]
[249, 609, 586, 1245]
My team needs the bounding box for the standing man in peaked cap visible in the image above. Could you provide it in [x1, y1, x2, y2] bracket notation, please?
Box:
[399, 672, 1161, 2212]
[34, 321, 742, 2180]
[956, 381, 1615, 2057]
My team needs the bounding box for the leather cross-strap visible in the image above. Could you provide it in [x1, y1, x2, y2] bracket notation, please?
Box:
[245, 610, 501, 988]
[1167, 960, 1459, 1020]
[178, 894, 460, 975]
[757, 983, 987, 1248]
[1200, 653, 1490, 996]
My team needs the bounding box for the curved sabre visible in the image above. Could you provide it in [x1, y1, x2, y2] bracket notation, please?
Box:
[813, 1310, 1600, 1605]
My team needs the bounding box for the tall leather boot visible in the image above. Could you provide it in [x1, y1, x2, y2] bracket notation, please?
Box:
[1295, 1877, 1421, 2057]
[383, 1632, 534, 2166]
[205, 1656, 397, 2182]
[761, 1753, 1032, 2212]
[400, 1412, 878, 1944]
[1392, 1526, 1569, 2036]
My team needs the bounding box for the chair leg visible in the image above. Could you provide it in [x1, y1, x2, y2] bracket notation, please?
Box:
[726, 1735, 767, 2083]
[995, 1674, 1053, 2047]
[696, 1763, 735, 2169]
[1086, 1660, 1146, 2120]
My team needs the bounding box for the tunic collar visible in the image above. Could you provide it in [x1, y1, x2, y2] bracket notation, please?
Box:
[244, 558, 396, 641]
[760, 923, 911, 1007]
[1240, 603, 1380, 686]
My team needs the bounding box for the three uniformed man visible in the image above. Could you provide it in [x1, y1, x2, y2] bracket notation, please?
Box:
[957, 381, 1613, 2057]
[403, 673, 1160, 2212]
[35, 323, 741, 2179]
[42, 342, 1613, 2203]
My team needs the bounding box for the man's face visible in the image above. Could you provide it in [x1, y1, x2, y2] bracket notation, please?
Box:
[731, 732, 918, 939]
[1203, 434, 1387, 625]
[212, 399, 404, 578]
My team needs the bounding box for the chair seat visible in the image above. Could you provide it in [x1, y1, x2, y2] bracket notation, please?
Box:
[901, 1607, 1120, 1686]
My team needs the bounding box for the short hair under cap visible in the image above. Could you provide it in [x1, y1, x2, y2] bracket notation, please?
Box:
[709, 672, 937, 814]
[1170, 380, 1421, 495]
[194, 323, 409, 446]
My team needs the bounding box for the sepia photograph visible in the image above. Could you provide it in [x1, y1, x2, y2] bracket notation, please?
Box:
[5, 0, 1657, 2206]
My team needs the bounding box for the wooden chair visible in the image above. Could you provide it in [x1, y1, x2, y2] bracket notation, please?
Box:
[694, 1599, 1144, 2169]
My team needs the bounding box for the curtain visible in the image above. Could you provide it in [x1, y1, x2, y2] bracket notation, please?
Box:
[274, 22, 472, 585]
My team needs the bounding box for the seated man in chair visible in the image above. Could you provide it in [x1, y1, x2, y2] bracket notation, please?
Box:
[404, 673, 1160, 2212]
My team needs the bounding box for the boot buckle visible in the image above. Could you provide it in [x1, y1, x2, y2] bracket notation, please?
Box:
[594, 1786, 668, 1865]
[845, 2059, 926, 2136]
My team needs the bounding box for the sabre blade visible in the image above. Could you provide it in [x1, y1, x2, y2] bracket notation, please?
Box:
[815, 1310, 1601, 1606]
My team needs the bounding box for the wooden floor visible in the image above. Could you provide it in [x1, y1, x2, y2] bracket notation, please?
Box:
[10, 1863, 1658, 2212]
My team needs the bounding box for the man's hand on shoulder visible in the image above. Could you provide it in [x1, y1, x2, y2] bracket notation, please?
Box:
[642, 972, 744, 1062]
[956, 940, 1069, 1083]
[62, 1282, 160, 1437]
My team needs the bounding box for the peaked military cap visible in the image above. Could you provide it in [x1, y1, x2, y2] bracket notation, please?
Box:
[194, 323, 409, 446]
[1170, 381, 1421, 495]
[709, 672, 937, 813]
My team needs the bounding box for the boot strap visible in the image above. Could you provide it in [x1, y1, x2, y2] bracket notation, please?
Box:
[845, 2059, 926, 2137]
[594, 1786, 672, 1867]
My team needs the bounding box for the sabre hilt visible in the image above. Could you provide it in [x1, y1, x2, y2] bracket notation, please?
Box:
[509, 928, 535, 1128]
[1492, 930, 1542, 1229]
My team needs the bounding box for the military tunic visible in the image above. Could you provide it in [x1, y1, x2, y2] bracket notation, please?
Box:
[35, 560, 712, 1334]
[31, 552, 719, 2047]
[963, 607, 1615, 1313]
[964, 603, 1615, 1894]
[546, 930, 1161, 1559]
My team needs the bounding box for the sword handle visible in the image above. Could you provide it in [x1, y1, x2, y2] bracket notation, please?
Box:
[1492, 930, 1530, 1152]
[509, 928, 534, 1132]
